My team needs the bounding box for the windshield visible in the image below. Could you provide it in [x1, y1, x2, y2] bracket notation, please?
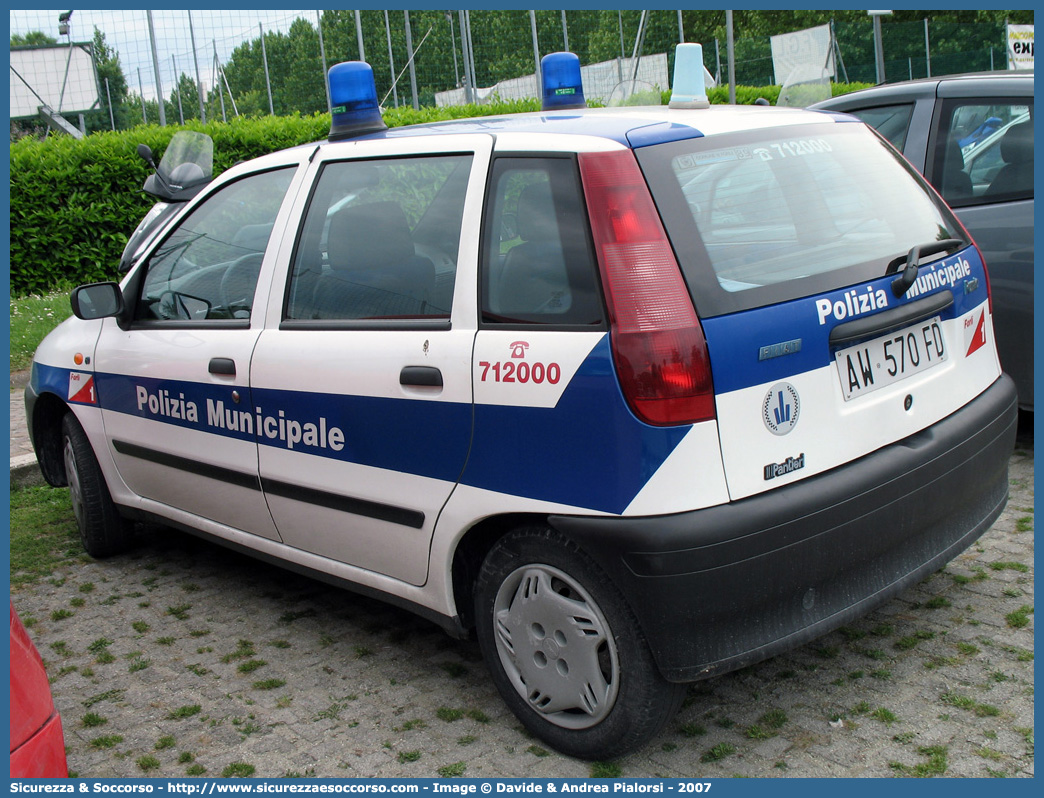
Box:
[638, 121, 967, 317]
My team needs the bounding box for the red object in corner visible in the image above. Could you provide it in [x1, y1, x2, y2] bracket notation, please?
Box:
[10, 602, 69, 778]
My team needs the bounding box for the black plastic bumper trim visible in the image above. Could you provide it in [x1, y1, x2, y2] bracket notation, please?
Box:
[549, 375, 1018, 682]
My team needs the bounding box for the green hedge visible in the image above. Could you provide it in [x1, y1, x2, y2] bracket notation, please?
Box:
[9, 84, 874, 297]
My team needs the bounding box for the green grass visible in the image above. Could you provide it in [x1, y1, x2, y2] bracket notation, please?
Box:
[10, 486, 83, 588]
[222, 762, 256, 778]
[437, 762, 466, 778]
[9, 286, 75, 372]
[589, 761, 621, 778]
[168, 704, 202, 720]
[1005, 605, 1033, 629]
[890, 745, 948, 777]
[701, 742, 737, 763]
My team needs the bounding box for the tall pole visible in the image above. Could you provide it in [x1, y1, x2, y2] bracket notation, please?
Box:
[188, 11, 205, 123]
[530, 10, 541, 85]
[447, 12, 460, 90]
[355, 10, 365, 61]
[137, 67, 147, 124]
[726, 10, 736, 104]
[924, 18, 931, 78]
[404, 11, 419, 110]
[213, 44, 227, 123]
[561, 10, 569, 52]
[317, 11, 331, 114]
[105, 77, 115, 130]
[618, 11, 625, 58]
[385, 10, 399, 108]
[172, 55, 184, 124]
[465, 10, 477, 96]
[147, 10, 166, 125]
[678, 10, 684, 43]
[259, 23, 274, 115]
[458, 10, 473, 103]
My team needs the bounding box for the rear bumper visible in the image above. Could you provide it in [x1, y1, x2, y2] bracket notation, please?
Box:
[549, 374, 1018, 682]
[10, 712, 68, 778]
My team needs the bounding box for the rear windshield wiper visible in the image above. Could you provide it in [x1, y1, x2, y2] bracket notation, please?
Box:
[887, 238, 965, 298]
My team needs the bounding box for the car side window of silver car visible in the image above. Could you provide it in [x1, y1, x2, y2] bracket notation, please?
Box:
[932, 100, 1033, 207]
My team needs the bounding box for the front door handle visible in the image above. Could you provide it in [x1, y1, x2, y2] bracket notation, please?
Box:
[400, 366, 443, 387]
[209, 357, 236, 376]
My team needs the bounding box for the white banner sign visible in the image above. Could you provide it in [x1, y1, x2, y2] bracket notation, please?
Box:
[1007, 24, 1034, 70]
[771, 24, 835, 85]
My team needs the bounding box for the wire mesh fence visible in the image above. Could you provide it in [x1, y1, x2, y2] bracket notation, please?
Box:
[8, 9, 1023, 135]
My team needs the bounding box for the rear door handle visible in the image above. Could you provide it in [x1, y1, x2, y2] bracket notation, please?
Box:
[209, 357, 236, 376]
[400, 366, 443, 387]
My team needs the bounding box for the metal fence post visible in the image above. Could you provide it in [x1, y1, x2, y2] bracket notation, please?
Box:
[147, 11, 166, 125]
[260, 22, 274, 115]
[105, 77, 114, 130]
[726, 10, 736, 104]
[213, 43, 227, 123]
[530, 10, 541, 84]
[173, 55, 184, 124]
[385, 10, 399, 107]
[188, 11, 205, 123]
[317, 11, 331, 114]
[137, 67, 147, 124]
[458, 10, 472, 103]
[465, 10, 477, 97]
[924, 18, 931, 78]
[447, 12, 460, 91]
[355, 10, 365, 62]
[404, 11, 419, 110]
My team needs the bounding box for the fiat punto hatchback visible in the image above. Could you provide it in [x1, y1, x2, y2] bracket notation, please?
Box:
[27, 49, 1017, 759]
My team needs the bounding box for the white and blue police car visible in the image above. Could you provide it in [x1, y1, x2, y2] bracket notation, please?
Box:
[27, 46, 1017, 759]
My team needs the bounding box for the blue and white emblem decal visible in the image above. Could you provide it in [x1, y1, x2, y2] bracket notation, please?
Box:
[763, 382, 800, 436]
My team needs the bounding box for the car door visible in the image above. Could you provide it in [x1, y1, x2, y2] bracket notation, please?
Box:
[924, 90, 1034, 409]
[93, 159, 307, 540]
[251, 134, 492, 585]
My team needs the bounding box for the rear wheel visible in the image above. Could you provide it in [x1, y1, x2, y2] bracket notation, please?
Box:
[61, 413, 133, 558]
[474, 526, 684, 759]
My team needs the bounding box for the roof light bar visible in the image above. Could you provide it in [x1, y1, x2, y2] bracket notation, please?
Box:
[668, 43, 710, 109]
[541, 52, 586, 111]
[328, 61, 387, 141]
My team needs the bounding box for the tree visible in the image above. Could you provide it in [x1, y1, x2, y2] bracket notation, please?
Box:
[87, 26, 133, 132]
[10, 31, 57, 47]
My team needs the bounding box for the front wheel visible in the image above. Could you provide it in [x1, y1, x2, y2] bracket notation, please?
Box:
[62, 413, 133, 558]
[474, 526, 685, 759]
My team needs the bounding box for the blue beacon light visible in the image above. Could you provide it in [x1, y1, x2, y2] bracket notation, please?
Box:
[668, 43, 710, 109]
[328, 61, 387, 141]
[541, 52, 586, 111]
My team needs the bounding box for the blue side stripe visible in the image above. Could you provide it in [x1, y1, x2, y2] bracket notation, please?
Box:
[34, 336, 690, 516]
[460, 336, 689, 515]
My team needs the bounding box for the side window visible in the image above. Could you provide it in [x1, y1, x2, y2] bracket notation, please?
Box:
[481, 158, 603, 326]
[285, 154, 471, 321]
[135, 168, 294, 321]
[847, 104, 914, 151]
[931, 99, 1033, 206]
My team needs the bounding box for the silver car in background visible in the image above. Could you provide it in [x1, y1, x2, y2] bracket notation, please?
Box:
[812, 72, 1034, 411]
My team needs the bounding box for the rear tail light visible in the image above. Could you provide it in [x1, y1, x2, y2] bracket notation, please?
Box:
[578, 149, 715, 426]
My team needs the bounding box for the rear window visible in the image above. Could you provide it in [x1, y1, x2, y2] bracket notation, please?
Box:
[638, 121, 968, 317]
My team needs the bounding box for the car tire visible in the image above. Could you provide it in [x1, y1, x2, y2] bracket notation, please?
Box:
[61, 413, 133, 558]
[474, 525, 685, 760]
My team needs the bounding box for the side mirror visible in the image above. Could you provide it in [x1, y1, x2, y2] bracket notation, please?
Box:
[71, 282, 125, 322]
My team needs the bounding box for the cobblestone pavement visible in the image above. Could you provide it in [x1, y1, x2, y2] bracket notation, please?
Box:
[10, 407, 1033, 779]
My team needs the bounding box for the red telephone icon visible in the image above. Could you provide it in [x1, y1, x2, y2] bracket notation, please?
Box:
[510, 341, 529, 359]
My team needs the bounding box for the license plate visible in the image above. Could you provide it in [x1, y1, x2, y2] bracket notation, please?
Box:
[835, 317, 947, 401]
